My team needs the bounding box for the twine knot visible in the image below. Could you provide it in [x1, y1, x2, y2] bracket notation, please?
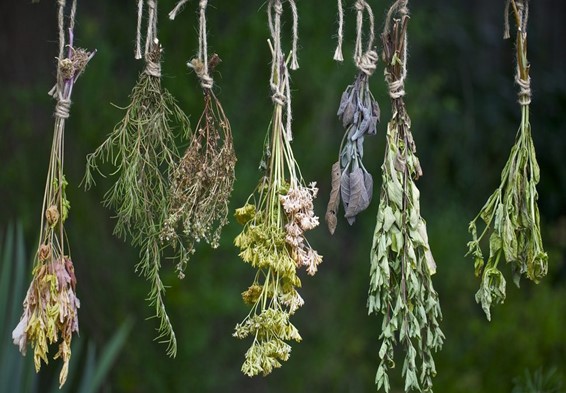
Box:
[355, 0, 365, 12]
[55, 98, 71, 119]
[274, 1, 283, 16]
[356, 49, 378, 76]
[199, 0, 207, 9]
[387, 76, 405, 99]
[147, 0, 156, 10]
[188, 58, 213, 90]
[272, 91, 286, 106]
[516, 74, 531, 105]
[145, 60, 161, 77]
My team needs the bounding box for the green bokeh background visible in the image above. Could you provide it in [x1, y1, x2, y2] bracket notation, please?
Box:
[1, 1, 565, 392]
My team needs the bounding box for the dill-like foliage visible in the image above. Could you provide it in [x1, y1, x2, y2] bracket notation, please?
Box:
[84, 44, 189, 357]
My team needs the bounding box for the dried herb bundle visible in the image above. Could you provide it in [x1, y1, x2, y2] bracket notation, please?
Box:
[164, 2, 236, 278]
[84, 0, 189, 357]
[326, 0, 380, 234]
[233, 0, 321, 377]
[13, 1, 94, 387]
[467, 0, 547, 320]
[367, 4, 444, 392]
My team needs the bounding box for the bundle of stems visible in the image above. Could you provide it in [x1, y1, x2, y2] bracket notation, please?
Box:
[233, 40, 321, 376]
[161, 54, 236, 278]
[84, 41, 189, 357]
[467, 0, 547, 320]
[367, 4, 444, 392]
[12, 1, 94, 386]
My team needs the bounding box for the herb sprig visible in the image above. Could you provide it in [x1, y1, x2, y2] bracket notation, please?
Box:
[467, 0, 547, 320]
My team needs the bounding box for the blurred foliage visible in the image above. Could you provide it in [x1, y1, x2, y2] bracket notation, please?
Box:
[0, 0, 565, 392]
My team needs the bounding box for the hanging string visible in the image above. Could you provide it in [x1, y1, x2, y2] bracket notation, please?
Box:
[267, 0, 297, 141]
[507, 0, 531, 106]
[383, 0, 409, 99]
[353, 0, 378, 76]
[333, 0, 344, 61]
[135, 0, 144, 59]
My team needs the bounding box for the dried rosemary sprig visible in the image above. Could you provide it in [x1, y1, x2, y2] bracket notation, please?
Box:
[162, 55, 236, 277]
[326, 0, 380, 233]
[368, 4, 444, 392]
[13, 1, 94, 387]
[233, 0, 320, 377]
[84, 1, 189, 357]
[467, 0, 547, 321]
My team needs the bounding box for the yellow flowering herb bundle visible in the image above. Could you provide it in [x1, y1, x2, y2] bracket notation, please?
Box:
[467, 0, 547, 320]
[233, 0, 322, 377]
[367, 2, 444, 391]
[326, 0, 380, 234]
[84, 0, 189, 356]
[164, 1, 237, 278]
[13, 0, 94, 387]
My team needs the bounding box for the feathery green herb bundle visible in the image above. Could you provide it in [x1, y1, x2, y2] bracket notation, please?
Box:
[326, 0, 380, 234]
[233, 0, 320, 375]
[367, 6, 444, 392]
[84, 38, 189, 356]
[13, 1, 94, 387]
[467, 0, 547, 321]
[162, 55, 236, 278]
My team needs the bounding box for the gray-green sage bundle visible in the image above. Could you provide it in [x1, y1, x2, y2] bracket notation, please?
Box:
[84, 0, 189, 357]
[326, 0, 380, 234]
[164, 2, 236, 278]
[367, 2, 444, 392]
[233, 0, 322, 377]
[13, 0, 94, 387]
[467, 0, 547, 321]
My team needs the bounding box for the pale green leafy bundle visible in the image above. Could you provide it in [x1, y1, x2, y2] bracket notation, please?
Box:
[84, 43, 190, 357]
[368, 10, 444, 392]
[467, 0, 547, 321]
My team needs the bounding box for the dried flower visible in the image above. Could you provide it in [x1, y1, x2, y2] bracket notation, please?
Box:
[233, 17, 321, 374]
[162, 55, 236, 279]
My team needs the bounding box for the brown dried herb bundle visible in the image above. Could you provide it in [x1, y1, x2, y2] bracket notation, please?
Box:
[326, 0, 380, 234]
[164, 2, 236, 278]
[13, 0, 94, 387]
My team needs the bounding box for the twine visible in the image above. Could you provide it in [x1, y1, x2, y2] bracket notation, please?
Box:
[354, 0, 377, 76]
[333, 0, 344, 61]
[516, 73, 531, 105]
[383, 0, 409, 99]
[55, 99, 71, 119]
[268, 0, 297, 141]
[136, 0, 160, 73]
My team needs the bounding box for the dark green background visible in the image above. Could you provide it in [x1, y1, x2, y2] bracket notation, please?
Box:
[1, 0, 565, 392]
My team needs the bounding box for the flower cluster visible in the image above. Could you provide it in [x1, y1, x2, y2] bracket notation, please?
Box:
[13, 255, 80, 388]
[280, 184, 322, 275]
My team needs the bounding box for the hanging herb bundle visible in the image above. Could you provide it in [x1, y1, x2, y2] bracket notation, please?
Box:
[12, 0, 94, 387]
[367, 2, 444, 392]
[84, 0, 189, 356]
[326, 0, 380, 234]
[467, 0, 547, 321]
[233, 0, 322, 377]
[164, 0, 237, 278]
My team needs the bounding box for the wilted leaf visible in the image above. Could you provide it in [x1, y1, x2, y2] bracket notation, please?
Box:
[345, 168, 370, 224]
[340, 170, 350, 211]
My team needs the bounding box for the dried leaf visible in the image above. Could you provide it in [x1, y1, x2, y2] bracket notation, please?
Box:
[345, 167, 370, 224]
[340, 170, 351, 211]
[325, 161, 341, 235]
[363, 170, 374, 206]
